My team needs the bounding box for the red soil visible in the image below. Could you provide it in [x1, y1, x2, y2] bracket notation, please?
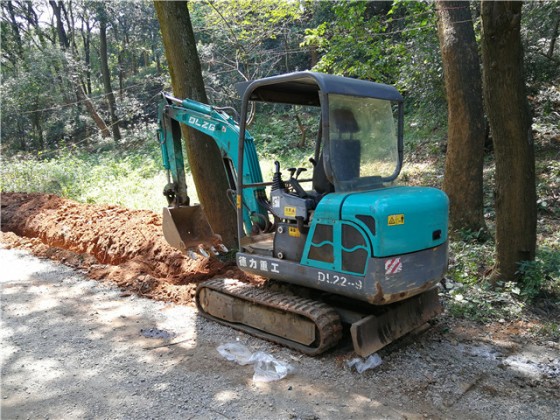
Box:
[1, 193, 260, 304]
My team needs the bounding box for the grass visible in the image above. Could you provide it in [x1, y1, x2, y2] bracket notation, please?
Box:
[1, 125, 171, 212]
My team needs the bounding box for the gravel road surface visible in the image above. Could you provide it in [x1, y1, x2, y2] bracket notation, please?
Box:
[2, 247, 558, 419]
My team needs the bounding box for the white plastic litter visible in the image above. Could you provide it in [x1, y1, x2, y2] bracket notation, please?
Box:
[217, 343, 294, 382]
[346, 353, 383, 373]
[216, 342, 254, 365]
[250, 351, 294, 382]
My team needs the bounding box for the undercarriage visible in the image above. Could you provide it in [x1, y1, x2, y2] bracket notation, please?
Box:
[196, 279, 442, 356]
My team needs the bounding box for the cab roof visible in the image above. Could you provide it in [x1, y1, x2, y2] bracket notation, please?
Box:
[236, 71, 403, 106]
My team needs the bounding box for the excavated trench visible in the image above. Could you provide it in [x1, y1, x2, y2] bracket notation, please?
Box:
[0, 193, 259, 304]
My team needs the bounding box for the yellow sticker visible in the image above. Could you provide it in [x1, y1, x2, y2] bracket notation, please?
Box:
[284, 206, 296, 217]
[388, 214, 405, 226]
[236, 195, 242, 209]
[288, 226, 301, 237]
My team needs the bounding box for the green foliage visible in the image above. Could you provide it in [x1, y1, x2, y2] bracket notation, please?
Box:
[0, 0, 164, 155]
[302, 0, 446, 125]
[516, 247, 560, 300]
[522, 1, 560, 91]
[303, 1, 390, 81]
[448, 234, 494, 285]
[0, 45, 77, 152]
[248, 105, 319, 185]
[1, 125, 168, 212]
[191, 0, 310, 108]
[445, 230, 559, 323]
[250, 105, 318, 158]
[534, 321, 560, 341]
[445, 236, 524, 322]
[446, 282, 525, 323]
[535, 159, 560, 219]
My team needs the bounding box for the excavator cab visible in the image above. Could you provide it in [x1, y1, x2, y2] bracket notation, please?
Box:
[234, 73, 410, 263]
[235, 73, 404, 201]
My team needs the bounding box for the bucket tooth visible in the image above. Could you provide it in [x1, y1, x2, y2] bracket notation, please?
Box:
[197, 246, 210, 258]
[186, 250, 199, 260]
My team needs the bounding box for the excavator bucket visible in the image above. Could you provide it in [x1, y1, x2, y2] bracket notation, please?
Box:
[162, 206, 223, 256]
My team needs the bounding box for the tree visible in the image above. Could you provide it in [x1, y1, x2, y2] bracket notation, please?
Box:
[49, 0, 111, 138]
[4, 1, 24, 59]
[154, 0, 237, 248]
[436, 1, 486, 232]
[302, 1, 445, 119]
[78, 3, 93, 95]
[190, 0, 308, 107]
[481, 1, 537, 282]
[97, 3, 121, 142]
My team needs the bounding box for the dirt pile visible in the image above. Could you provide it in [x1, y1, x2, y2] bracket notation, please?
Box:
[1, 193, 259, 303]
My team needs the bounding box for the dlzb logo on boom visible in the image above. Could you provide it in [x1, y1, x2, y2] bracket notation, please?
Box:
[188, 116, 216, 131]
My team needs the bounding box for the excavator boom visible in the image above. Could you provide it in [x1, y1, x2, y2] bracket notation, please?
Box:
[157, 92, 268, 254]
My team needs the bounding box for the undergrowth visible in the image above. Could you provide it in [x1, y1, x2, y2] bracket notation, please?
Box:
[1, 125, 170, 212]
[445, 228, 559, 327]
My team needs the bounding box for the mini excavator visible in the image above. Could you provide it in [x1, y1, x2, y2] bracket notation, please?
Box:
[157, 72, 448, 356]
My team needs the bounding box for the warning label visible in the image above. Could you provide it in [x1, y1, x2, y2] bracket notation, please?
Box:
[385, 257, 403, 275]
[388, 214, 405, 226]
[288, 226, 300, 237]
[284, 206, 296, 217]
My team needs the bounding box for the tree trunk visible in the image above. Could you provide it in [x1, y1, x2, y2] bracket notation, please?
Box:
[24, 2, 46, 47]
[31, 108, 44, 150]
[155, 50, 161, 75]
[481, 1, 536, 282]
[547, 14, 560, 58]
[6, 2, 24, 58]
[436, 1, 486, 232]
[75, 84, 111, 138]
[81, 18, 92, 95]
[113, 25, 125, 98]
[154, 0, 238, 248]
[50, 0, 110, 138]
[50, 1, 69, 48]
[98, 9, 121, 142]
[151, 31, 161, 75]
[60, 1, 73, 49]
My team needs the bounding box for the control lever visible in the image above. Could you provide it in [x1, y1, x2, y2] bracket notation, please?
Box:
[271, 161, 285, 191]
[295, 168, 307, 179]
[288, 167, 297, 179]
[289, 176, 307, 198]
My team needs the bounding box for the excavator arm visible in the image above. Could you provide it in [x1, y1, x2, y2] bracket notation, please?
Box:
[157, 93, 269, 235]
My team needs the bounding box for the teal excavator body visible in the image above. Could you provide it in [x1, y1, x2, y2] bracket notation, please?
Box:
[157, 72, 448, 356]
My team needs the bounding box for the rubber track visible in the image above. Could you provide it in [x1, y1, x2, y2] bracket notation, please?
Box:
[196, 279, 343, 356]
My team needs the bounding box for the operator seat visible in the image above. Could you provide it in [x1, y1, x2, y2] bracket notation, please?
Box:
[331, 108, 361, 182]
[312, 152, 334, 195]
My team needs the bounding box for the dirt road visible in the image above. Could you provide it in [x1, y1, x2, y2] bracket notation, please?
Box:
[2, 246, 559, 419]
[0, 247, 415, 419]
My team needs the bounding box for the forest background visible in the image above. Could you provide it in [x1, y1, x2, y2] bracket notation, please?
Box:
[1, 1, 559, 332]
